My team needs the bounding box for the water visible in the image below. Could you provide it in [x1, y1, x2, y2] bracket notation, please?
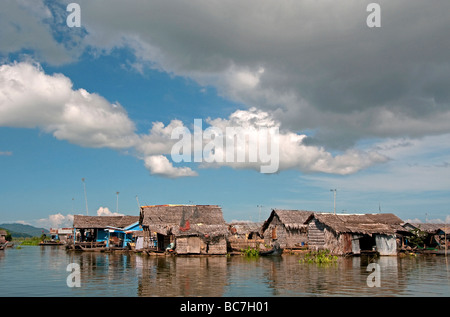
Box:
[1, 246, 449, 297]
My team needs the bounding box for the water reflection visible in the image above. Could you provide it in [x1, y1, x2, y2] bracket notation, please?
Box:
[2, 246, 448, 296]
[137, 256, 228, 296]
[75, 252, 449, 296]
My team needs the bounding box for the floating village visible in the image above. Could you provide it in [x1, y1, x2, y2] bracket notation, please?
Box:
[1, 205, 449, 257]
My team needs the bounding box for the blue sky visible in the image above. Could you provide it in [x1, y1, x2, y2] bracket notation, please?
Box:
[1, 0, 450, 228]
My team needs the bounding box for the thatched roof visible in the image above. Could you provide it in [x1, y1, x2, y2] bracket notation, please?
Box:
[140, 205, 228, 237]
[227, 221, 263, 235]
[306, 213, 404, 235]
[73, 215, 139, 229]
[407, 223, 450, 234]
[261, 209, 314, 233]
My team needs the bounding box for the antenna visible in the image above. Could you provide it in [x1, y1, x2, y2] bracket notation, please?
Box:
[116, 191, 120, 213]
[136, 195, 141, 211]
[257, 205, 263, 222]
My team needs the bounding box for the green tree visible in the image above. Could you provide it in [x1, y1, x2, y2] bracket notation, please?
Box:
[409, 228, 427, 248]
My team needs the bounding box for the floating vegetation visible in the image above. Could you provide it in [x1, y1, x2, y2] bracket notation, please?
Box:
[299, 249, 338, 265]
[17, 237, 42, 246]
[241, 246, 259, 257]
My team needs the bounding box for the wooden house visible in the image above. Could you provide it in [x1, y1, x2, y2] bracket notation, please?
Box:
[304, 213, 404, 256]
[72, 215, 140, 250]
[227, 221, 264, 252]
[0, 229, 7, 244]
[49, 228, 73, 244]
[139, 205, 228, 255]
[401, 222, 450, 250]
[260, 209, 314, 249]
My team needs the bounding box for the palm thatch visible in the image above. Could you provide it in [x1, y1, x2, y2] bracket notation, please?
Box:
[73, 215, 140, 229]
[261, 209, 314, 233]
[227, 221, 263, 238]
[406, 223, 450, 235]
[140, 205, 228, 238]
[306, 213, 403, 235]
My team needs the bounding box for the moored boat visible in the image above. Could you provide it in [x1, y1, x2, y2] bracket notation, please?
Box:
[39, 240, 64, 246]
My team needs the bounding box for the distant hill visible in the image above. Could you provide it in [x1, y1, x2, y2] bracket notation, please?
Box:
[0, 223, 49, 238]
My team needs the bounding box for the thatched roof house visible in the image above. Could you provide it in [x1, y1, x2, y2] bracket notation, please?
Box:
[0, 229, 7, 243]
[401, 222, 450, 249]
[227, 221, 264, 252]
[227, 221, 263, 239]
[305, 213, 404, 255]
[73, 215, 140, 229]
[139, 205, 228, 255]
[404, 223, 449, 235]
[72, 215, 140, 249]
[261, 209, 314, 249]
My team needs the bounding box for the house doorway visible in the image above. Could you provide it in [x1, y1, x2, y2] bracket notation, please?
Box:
[359, 234, 376, 251]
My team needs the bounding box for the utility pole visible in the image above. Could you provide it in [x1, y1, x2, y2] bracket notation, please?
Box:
[82, 178, 89, 215]
[116, 191, 120, 213]
[330, 189, 337, 215]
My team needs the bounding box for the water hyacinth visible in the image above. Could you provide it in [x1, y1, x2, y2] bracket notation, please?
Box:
[298, 249, 338, 265]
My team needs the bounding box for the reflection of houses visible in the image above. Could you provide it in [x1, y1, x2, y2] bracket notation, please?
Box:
[305, 213, 404, 256]
[139, 205, 228, 255]
[137, 256, 228, 296]
[71, 215, 140, 250]
[227, 221, 264, 251]
[260, 209, 314, 249]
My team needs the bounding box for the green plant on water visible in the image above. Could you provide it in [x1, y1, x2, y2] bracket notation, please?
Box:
[241, 246, 259, 257]
[18, 237, 41, 246]
[408, 228, 428, 248]
[299, 249, 338, 265]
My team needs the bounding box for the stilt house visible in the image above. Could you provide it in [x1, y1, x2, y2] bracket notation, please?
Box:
[139, 205, 228, 255]
[304, 213, 404, 255]
[260, 209, 314, 249]
[72, 215, 140, 249]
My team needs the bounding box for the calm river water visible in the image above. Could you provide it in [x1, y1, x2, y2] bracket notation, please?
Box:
[0, 246, 449, 297]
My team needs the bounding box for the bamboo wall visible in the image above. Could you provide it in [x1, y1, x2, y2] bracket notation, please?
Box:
[263, 215, 308, 249]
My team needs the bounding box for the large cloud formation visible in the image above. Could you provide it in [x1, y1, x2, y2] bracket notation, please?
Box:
[0, 61, 386, 177]
[72, 0, 450, 148]
[1, 0, 449, 178]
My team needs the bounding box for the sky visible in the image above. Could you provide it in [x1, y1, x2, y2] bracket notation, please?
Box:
[1, 0, 450, 229]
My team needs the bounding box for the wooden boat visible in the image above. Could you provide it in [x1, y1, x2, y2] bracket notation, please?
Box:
[39, 240, 64, 246]
[417, 248, 449, 256]
[259, 245, 283, 256]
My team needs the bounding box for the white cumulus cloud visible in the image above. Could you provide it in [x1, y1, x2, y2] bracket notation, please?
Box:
[144, 155, 198, 178]
[0, 61, 138, 149]
[96, 206, 123, 216]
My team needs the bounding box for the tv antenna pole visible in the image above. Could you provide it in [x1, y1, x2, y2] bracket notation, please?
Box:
[257, 205, 263, 222]
[330, 189, 337, 215]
